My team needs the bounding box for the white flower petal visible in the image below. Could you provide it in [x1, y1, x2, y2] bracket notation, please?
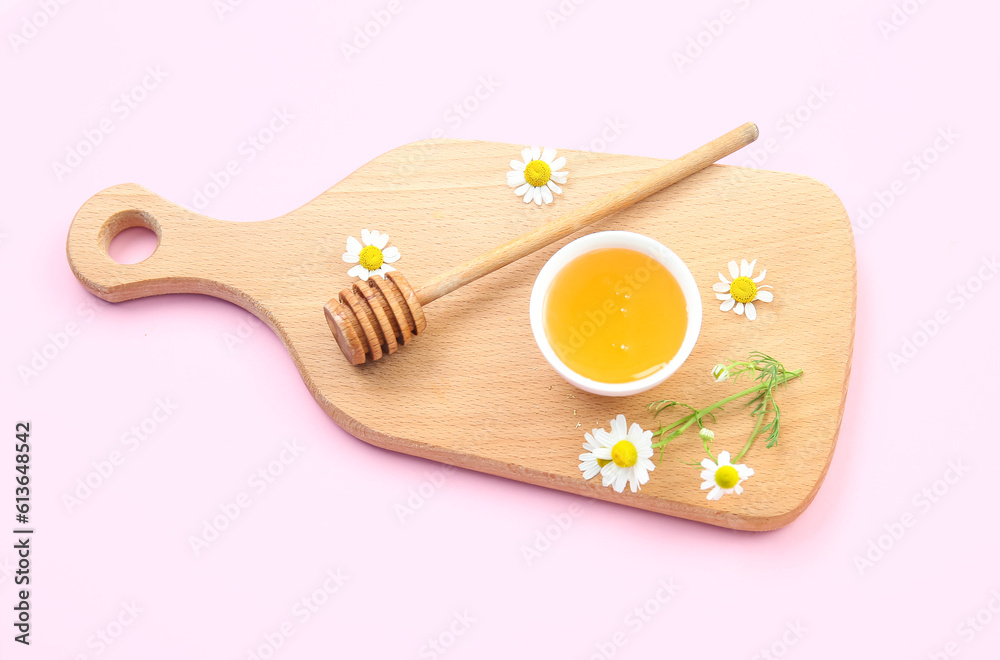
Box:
[342, 252, 360, 264]
[375, 232, 390, 249]
[634, 463, 649, 486]
[593, 448, 612, 460]
[716, 293, 731, 301]
[713, 282, 730, 293]
[611, 415, 627, 438]
[701, 458, 716, 471]
[510, 159, 526, 171]
[382, 246, 400, 263]
[357, 269, 371, 281]
[550, 156, 567, 170]
[594, 428, 613, 444]
[717, 451, 731, 465]
[523, 189, 534, 203]
[728, 261, 740, 279]
[707, 486, 723, 501]
[734, 302, 745, 315]
[515, 183, 531, 196]
[346, 235, 362, 254]
[718, 272, 730, 285]
[551, 172, 568, 183]
[521, 148, 532, 164]
[627, 423, 644, 443]
[541, 185, 553, 204]
[541, 146, 557, 163]
[745, 302, 757, 321]
[530, 146, 541, 161]
[347, 265, 366, 278]
[613, 471, 628, 493]
[582, 464, 600, 480]
[747, 259, 757, 276]
[756, 290, 773, 303]
[507, 172, 526, 187]
[600, 465, 614, 488]
[701, 479, 715, 490]
[361, 228, 373, 246]
[734, 484, 744, 495]
[381, 264, 395, 274]
[753, 269, 767, 283]
[741, 259, 751, 277]
[720, 298, 736, 312]
[532, 187, 543, 205]
[546, 180, 562, 194]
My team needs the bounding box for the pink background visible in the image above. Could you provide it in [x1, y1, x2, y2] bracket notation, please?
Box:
[2, 0, 999, 657]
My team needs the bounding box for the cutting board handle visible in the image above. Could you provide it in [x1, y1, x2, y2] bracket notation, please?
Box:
[66, 183, 249, 303]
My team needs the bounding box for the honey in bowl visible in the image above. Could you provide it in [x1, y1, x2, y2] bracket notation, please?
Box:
[542, 247, 688, 384]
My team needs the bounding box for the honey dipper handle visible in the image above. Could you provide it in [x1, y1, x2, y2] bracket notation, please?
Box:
[415, 121, 759, 305]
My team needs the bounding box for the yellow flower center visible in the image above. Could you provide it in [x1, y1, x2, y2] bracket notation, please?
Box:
[524, 159, 552, 187]
[730, 276, 757, 304]
[715, 465, 739, 489]
[611, 440, 638, 468]
[597, 458, 610, 468]
[359, 245, 384, 271]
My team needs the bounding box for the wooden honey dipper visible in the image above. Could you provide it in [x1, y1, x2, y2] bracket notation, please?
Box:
[324, 122, 759, 365]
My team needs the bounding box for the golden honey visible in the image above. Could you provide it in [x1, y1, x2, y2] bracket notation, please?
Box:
[543, 248, 688, 383]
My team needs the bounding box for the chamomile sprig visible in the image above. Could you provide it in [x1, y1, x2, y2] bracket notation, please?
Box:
[647, 352, 802, 462]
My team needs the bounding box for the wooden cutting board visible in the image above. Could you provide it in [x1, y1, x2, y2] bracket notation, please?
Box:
[66, 139, 855, 531]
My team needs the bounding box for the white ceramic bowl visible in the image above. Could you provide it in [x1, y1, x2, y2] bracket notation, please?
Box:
[529, 231, 702, 397]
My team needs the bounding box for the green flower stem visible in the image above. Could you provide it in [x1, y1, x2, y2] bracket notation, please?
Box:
[652, 369, 803, 457]
[701, 433, 715, 463]
[654, 385, 757, 441]
[735, 405, 767, 463]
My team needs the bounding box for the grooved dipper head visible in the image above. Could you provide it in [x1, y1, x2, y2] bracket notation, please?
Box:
[324, 271, 426, 365]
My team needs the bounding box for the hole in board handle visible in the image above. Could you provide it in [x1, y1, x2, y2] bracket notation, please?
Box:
[100, 210, 161, 265]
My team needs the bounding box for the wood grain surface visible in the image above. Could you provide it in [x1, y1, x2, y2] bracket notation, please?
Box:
[326, 123, 758, 364]
[66, 138, 856, 531]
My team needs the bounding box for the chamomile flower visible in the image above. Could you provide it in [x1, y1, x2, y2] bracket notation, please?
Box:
[580, 414, 655, 493]
[578, 435, 609, 481]
[342, 229, 400, 281]
[700, 451, 754, 501]
[712, 364, 729, 382]
[713, 259, 773, 321]
[507, 146, 568, 205]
